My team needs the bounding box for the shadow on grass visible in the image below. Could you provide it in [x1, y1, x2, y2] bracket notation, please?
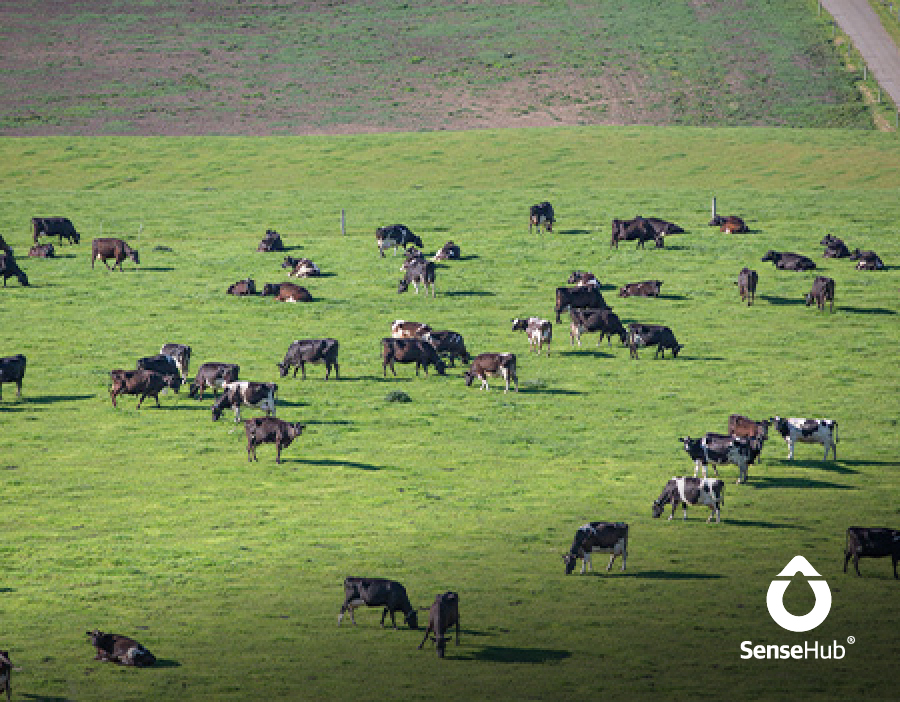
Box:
[22, 695, 72, 701]
[751, 476, 856, 490]
[17, 393, 94, 405]
[557, 228, 592, 236]
[839, 305, 896, 315]
[656, 293, 690, 301]
[134, 266, 175, 273]
[783, 458, 859, 475]
[457, 254, 480, 261]
[621, 570, 725, 580]
[558, 350, 614, 359]
[722, 518, 809, 530]
[519, 386, 584, 396]
[460, 646, 572, 664]
[758, 294, 804, 306]
[837, 458, 900, 467]
[292, 458, 384, 471]
[442, 290, 496, 297]
[668, 355, 726, 361]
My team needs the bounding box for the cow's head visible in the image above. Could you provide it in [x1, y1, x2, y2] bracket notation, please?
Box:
[163, 374, 182, 393]
[397, 279, 410, 294]
[618, 287, 630, 298]
[654, 234, 665, 248]
[211, 391, 232, 422]
[408, 234, 424, 249]
[289, 423, 306, 439]
[709, 215, 725, 226]
[651, 499, 665, 519]
[276, 361, 289, 378]
[404, 609, 419, 630]
[127, 248, 140, 265]
[433, 357, 447, 376]
[511, 318, 527, 331]
[672, 343, 683, 358]
[463, 370, 475, 387]
[761, 250, 777, 263]
[563, 553, 577, 575]
[262, 283, 280, 296]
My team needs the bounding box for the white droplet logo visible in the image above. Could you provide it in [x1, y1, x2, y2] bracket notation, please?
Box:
[766, 556, 832, 633]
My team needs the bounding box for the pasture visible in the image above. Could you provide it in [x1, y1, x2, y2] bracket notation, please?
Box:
[1, 127, 899, 701]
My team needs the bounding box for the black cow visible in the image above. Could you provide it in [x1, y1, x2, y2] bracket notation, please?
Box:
[109, 369, 181, 408]
[189, 362, 239, 399]
[28, 243, 54, 258]
[806, 275, 835, 312]
[0, 235, 11, 256]
[160, 343, 191, 379]
[529, 202, 555, 233]
[136, 354, 181, 390]
[398, 260, 435, 297]
[709, 215, 748, 233]
[619, 280, 662, 297]
[257, 229, 284, 252]
[463, 353, 518, 392]
[645, 217, 684, 237]
[611, 217, 663, 249]
[86, 630, 155, 667]
[652, 477, 725, 523]
[0, 354, 26, 401]
[32, 216, 79, 245]
[423, 330, 470, 366]
[569, 307, 627, 347]
[418, 592, 460, 658]
[736, 267, 758, 306]
[628, 323, 682, 359]
[700, 433, 761, 483]
[211, 381, 277, 422]
[821, 234, 850, 258]
[554, 285, 607, 323]
[849, 248, 884, 270]
[567, 270, 599, 287]
[563, 522, 628, 575]
[338, 577, 419, 629]
[761, 250, 816, 271]
[433, 241, 460, 261]
[277, 338, 339, 379]
[376, 224, 422, 257]
[227, 278, 256, 296]
[381, 338, 446, 377]
[0, 252, 28, 287]
[0, 649, 11, 701]
[844, 527, 900, 579]
[244, 416, 304, 463]
[91, 238, 139, 271]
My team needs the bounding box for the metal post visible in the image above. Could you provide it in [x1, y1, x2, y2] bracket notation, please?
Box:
[711, 196, 717, 222]
[341, 209, 346, 236]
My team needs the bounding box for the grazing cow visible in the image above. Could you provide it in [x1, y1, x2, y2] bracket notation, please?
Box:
[569, 307, 627, 347]
[391, 320, 431, 339]
[227, 278, 256, 296]
[563, 522, 628, 575]
[86, 630, 155, 667]
[398, 259, 436, 297]
[244, 416, 304, 464]
[849, 248, 884, 270]
[567, 270, 599, 287]
[338, 577, 419, 629]
[188, 362, 239, 399]
[772, 416, 838, 460]
[381, 338, 446, 377]
[0, 649, 11, 702]
[160, 343, 191, 379]
[628, 323, 682, 359]
[652, 477, 725, 523]
[761, 250, 816, 271]
[422, 330, 470, 366]
[211, 381, 277, 422]
[257, 229, 284, 252]
[32, 216, 79, 245]
[91, 238, 139, 271]
[806, 275, 835, 312]
[529, 202, 555, 233]
[28, 243, 54, 257]
[0, 354, 26, 401]
[418, 592, 460, 658]
[273, 282, 312, 302]
[0, 252, 28, 287]
[611, 217, 663, 249]
[554, 285, 608, 322]
[709, 215, 748, 233]
[136, 354, 181, 390]
[844, 527, 900, 579]
[284, 257, 320, 277]
[736, 267, 758, 306]
[512, 317, 552, 355]
[645, 217, 684, 237]
[376, 224, 422, 257]
[821, 234, 850, 258]
[619, 280, 662, 298]
[402, 247, 426, 268]
[680, 435, 754, 483]
[463, 353, 518, 392]
[277, 338, 339, 379]
[109, 369, 181, 408]
[433, 241, 460, 261]
[0, 234, 12, 256]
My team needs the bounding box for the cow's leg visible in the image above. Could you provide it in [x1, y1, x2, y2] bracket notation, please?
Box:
[16, 378, 22, 398]
[892, 554, 898, 579]
[843, 550, 852, 573]
[418, 625, 433, 650]
[233, 406, 241, 422]
[853, 554, 861, 576]
[275, 442, 282, 464]
[480, 377, 489, 391]
[682, 503, 688, 520]
[300, 362, 307, 380]
[787, 439, 794, 460]
[606, 553, 616, 571]
[455, 616, 460, 646]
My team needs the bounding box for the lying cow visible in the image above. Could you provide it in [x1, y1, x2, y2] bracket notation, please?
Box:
[423, 330, 470, 366]
[32, 216, 79, 245]
[257, 229, 284, 252]
[275, 282, 312, 302]
[283, 257, 320, 277]
[391, 320, 431, 339]
[418, 592, 459, 658]
[160, 343, 191, 379]
[189, 362, 239, 399]
[211, 381, 277, 422]
[382, 338, 446, 377]
[529, 202, 555, 233]
[28, 243, 54, 258]
[567, 270, 599, 287]
[463, 353, 518, 392]
[0, 354, 26, 401]
[338, 577, 419, 629]
[0, 252, 28, 287]
[91, 238, 139, 271]
[619, 280, 662, 298]
[0, 649, 11, 701]
[628, 323, 682, 359]
[844, 527, 900, 579]
[569, 307, 627, 347]
[821, 234, 850, 258]
[555, 285, 608, 323]
[110, 369, 181, 408]
[736, 267, 758, 306]
[806, 275, 835, 312]
[772, 416, 837, 460]
[433, 241, 460, 261]
[563, 522, 628, 575]
[850, 248, 884, 270]
[277, 338, 339, 379]
[512, 317, 552, 355]
[244, 416, 304, 463]
[709, 215, 748, 233]
[227, 278, 256, 296]
[86, 630, 156, 667]
[761, 250, 816, 271]
[680, 435, 753, 483]
[611, 217, 663, 249]
[398, 260, 435, 296]
[652, 477, 725, 523]
[376, 224, 422, 257]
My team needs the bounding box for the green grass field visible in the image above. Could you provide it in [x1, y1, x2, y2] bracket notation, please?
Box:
[1, 128, 899, 701]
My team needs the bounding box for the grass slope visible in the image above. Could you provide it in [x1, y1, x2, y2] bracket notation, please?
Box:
[1, 127, 898, 701]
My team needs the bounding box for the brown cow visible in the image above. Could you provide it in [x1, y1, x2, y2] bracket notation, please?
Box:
[418, 592, 459, 658]
[464, 353, 518, 392]
[87, 630, 156, 667]
[736, 268, 758, 306]
[91, 238, 139, 271]
[244, 417, 305, 464]
[109, 369, 181, 408]
[619, 280, 662, 297]
[805, 276, 835, 312]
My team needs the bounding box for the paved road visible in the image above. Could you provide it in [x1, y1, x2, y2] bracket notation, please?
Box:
[821, 0, 900, 108]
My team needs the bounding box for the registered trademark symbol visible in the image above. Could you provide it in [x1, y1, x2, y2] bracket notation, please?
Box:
[847, 636, 856, 644]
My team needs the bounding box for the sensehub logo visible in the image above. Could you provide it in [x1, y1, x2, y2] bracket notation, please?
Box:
[740, 556, 854, 660]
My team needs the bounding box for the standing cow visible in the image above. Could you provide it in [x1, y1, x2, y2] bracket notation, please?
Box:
[652, 477, 725, 523]
[32, 216, 79, 245]
[628, 323, 682, 359]
[418, 592, 460, 658]
[844, 527, 900, 579]
[512, 317, 552, 355]
[244, 417, 305, 464]
[376, 224, 422, 257]
[338, 577, 419, 629]
[563, 522, 628, 575]
[0, 252, 28, 287]
[463, 353, 518, 392]
[91, 238, 139, 271]
[772, 416, 837, 460]
[805, 276, 835, 312]
[277, 339, 339, 380]
[529, 202, 555, 233]
[381, 338, 446, 377]
[0, 354, 26, 401]
[736, 268, 758, 306]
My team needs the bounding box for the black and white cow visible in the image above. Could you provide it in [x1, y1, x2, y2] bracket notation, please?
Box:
[736, 267, 758, 306]
[422, 330, 470, 366]
[529, 202, 555, 233]
[283, 257, 320, 277]
[619, 280, 662, 298]
[680, 435, 754, 483]
[398, 260, 435, 297]
[418, 592, 460, 658]
[381, 338, 446, 377]
[805, 275, 835, 312]
[244, 417, 305, 464]
[32, 216, 79, 245]
[0, 252, 28, 287]
[652, 477, 725, 523]
[710, 215, 748, 233]
[391, 320, 431, 339]
[554, 285, 608, 322]
[211, 381, 277, 422]
[628, 323, 682, 359]
[844, 527, 900, 579]
[432, 241, 460, 261]
[511, 317, 552, 354]
[761, 250, 816, 271]
[569, 307, 627, 347]
[772, 416, 838, 460]
[338, 577, 419, 629]
[821, 234, 850, 258]
[849, 248, 884, 270]
[463, 353, 518, 392]
[159, 343, 192, 379]
[86, 630, 155, 667]
[563, 522, 628, 575]
[277, 338, 339, 380]
[567, 270, 599, 287]
[188, 362, 239, 399]
[0, 354, 26, 401]
[376, 224, 422, 257]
